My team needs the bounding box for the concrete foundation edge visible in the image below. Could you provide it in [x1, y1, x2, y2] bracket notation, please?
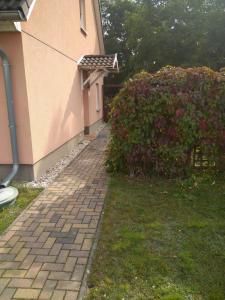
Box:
[0, 119, 103, 182]
[85, 118, 103, 135]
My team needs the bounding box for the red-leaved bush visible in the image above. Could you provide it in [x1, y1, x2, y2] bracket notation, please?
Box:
[106, 67, 225, 177]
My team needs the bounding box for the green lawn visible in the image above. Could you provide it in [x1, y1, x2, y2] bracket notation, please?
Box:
[86, 174, 225, 300]
[0, 186, 42, 234]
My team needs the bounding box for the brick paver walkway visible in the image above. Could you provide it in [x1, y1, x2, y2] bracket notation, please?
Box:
[0, 128, 108, 300]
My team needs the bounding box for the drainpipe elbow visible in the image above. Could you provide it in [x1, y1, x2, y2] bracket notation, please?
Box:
[0, 164, 19, 188]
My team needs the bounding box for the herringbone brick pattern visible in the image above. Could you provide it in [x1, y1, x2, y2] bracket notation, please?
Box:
[0, 128, 108, 299]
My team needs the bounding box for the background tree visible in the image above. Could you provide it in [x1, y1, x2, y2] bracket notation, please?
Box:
[101, 0, 136, 83]
[100, 0, 225, 83]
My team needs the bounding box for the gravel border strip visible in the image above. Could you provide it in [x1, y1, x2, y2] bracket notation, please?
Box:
[25, 124, 106, 189]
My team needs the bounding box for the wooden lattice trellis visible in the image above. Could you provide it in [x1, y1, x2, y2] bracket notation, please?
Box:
[192, 147, 216, 169]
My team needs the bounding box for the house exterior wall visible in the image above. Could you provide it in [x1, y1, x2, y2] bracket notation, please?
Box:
[0, 33, 33, 164]
[21, 0, 104, 164]
[88, 78, 103, 127]
[0, 0, 104, 179]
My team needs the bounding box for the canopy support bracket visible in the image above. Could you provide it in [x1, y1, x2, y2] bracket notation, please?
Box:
[81, 69, 109, 90]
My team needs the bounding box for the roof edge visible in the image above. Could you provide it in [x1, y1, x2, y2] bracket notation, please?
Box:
[78, 54, 119, 73]
[93, 0, 105, 55]
[0, 0, 36, 22]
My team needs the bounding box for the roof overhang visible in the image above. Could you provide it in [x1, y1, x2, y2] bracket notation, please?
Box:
[0, 0, 36, 22]
[0, 10, 24, 21]
[0, 21, 21, 32]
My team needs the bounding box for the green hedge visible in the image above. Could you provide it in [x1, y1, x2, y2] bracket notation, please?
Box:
[106, 67, 225, 177]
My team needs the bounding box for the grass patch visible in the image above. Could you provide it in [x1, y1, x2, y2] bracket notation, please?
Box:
[86, 174, 225, 300]
[0, 186, 42, 234]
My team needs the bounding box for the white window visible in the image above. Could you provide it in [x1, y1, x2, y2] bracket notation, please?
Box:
[96, 83, 101, 112]
[79, 0, 86, 32]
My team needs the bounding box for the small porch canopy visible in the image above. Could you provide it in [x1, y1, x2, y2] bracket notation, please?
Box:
[78, 54, 119, 89]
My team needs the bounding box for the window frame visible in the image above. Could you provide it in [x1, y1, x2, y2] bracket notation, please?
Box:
[79, 0, 87, 35]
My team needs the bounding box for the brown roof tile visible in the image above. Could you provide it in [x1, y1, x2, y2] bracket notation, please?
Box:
[78, 54, 118, 72]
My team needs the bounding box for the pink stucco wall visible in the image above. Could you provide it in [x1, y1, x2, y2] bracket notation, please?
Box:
[0, 0, 104, 166]
[0, 33, 33, 164]
[88, 77, 103, 126]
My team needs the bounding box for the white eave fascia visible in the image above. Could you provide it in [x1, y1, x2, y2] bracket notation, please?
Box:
[26, 0, 37, 20]
[113, 53, 119, 69]
[93, 0, 105, 55]
[77, 55, 85, 65]
[14, 21, 21, 31]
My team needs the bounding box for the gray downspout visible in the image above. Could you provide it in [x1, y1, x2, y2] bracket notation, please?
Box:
[0, 49, 19, 188]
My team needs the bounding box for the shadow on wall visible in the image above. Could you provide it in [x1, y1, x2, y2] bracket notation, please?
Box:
[0, 33, 33, 166]
[61, 72, 83, 130]
[33, 72, 83, 177]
